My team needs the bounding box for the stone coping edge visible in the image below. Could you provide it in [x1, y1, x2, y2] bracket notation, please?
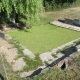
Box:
[51, 20, 80, 32]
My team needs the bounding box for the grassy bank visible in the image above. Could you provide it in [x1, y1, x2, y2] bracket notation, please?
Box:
[44, 0, 80, 11]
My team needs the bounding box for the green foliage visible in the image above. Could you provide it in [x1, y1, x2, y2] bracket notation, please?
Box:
[44, 0, 57, 11]
[0, 0, 43, 23]
[25, 65, 80, 80]
[44, 0, 76, 11]
[76, 0, 80, 6]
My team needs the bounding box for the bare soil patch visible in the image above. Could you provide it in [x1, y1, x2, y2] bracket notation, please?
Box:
[45, 7, 80, 20]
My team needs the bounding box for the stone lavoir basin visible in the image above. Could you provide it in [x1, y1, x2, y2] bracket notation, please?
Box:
[58, 18, 80, 27]
[51, 18, 80, 31]
[21, 38, 80, 78]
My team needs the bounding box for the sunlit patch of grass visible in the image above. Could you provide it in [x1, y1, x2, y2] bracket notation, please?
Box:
[7, 24, 80, 54]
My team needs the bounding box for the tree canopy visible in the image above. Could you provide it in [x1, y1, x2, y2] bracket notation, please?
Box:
[0, 0, 43, 23]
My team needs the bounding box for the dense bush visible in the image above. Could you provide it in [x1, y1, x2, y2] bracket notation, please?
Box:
[43, 0, 76, 11]
[0, 0, 43, 23]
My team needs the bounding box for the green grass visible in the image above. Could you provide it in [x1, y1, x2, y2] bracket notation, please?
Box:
[7, 24, 80, 54]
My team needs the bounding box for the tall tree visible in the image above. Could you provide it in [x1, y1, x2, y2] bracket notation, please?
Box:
[0, 0, 43, 23]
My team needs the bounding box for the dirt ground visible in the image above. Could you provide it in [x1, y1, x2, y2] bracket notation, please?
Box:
[45, 7, 80, 20]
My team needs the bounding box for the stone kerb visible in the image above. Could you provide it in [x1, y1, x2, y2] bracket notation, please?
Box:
[12, 58, 26, 72]
[51, 21, 80, 31]
[40, 38, 80, 66]
[51, 38, 80, 54]
[23, 49, 36, 60]
[40, 52, 53, 65]
[75, 43, 80, 52]
[20, 38, 80, 78]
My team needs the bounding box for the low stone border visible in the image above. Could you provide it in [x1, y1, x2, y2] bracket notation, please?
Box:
[2, 33, 80, 79]
[21, 38, 80, 78]
[40, 38, 80, 65]
[51, 38, 80, 54]
[51, 20, 80, 31]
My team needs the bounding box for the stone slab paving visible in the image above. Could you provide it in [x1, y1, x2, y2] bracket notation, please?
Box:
[0, 38, 27, 72]
[40, 52, 64, 65]
[0, 39, 13, 48]
[0, 38, 18, 64]
[51, 20, 80, 31]
[23, 49, 36, 60]
[57, 53, 64, 58]
[3, 48, 18, 64]
[40, 52, 53, 63]
[12, 58, 26, 72]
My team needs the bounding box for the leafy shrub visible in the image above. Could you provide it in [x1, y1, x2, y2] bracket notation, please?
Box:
[44, 0, 76, 11]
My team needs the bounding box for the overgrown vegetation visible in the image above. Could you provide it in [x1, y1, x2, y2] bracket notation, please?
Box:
[23, 59, 80, 80]
[4, 57, 80, 80]
[0, 0, 80, 27]
[43, 0, 80, 11]
[0, 0, 43, 24]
